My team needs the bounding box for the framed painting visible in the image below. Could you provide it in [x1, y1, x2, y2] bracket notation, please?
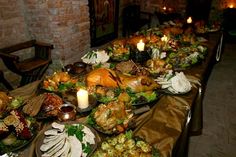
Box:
[89, 0, 119, 47]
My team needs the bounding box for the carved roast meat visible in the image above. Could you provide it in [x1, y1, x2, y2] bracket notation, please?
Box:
[86, 68, 160, 93]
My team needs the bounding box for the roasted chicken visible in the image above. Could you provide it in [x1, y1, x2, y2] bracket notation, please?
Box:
[86, 68, 159, 93]
[118, 73, 159, 93]
[43, 71, 77, 91]
[86, 68, 118, 88]
[146, 59, 173, 74]
[93, 101, 132, 133]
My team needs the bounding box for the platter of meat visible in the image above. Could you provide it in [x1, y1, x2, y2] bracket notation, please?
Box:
[35, 122, 99, 157]
[86, 68, 161, 106]
[22, 93, 63, 120]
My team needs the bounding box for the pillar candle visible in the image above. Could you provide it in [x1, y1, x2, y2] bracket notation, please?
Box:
[137, 39, 145, 51]
[77, 89, 89, 109]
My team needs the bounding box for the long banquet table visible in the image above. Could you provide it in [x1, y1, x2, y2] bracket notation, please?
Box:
[8, 32, 222, 157]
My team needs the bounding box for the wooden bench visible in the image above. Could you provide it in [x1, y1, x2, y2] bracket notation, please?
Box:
[0, 40, 53, 88]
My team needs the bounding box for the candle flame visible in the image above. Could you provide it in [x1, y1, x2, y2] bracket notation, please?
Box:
[163, 6, 166, 10]
[161, 35, 168, 42]
[229, 4, 234, 8]
[187, 17, 192, 24]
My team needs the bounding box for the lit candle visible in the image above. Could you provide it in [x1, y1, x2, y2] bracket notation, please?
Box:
[163, 6, 166, 11]
[77, 89, 89, 109]
[137, 39, 145, 51]
[161, 35, 168, 42]
[229, 4, 234, 8]
[187, 17, 192, 24]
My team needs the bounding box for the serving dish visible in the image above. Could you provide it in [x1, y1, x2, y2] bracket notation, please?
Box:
[32, 93, 64, 120]
[155, 72, 192, 95]
[41, 71, 80, 93]
[35, 122, 100, 157]
[87, 101, 134, 135]
[92, 131, 160, 157]
[0, 111, 38, 154]
[130, 91, 161, 106]
[107, 39, 131, 62]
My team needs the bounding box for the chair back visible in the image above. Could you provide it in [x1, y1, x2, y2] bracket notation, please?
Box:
[223, 8, 236, 31]
[0, 40, 53, 87]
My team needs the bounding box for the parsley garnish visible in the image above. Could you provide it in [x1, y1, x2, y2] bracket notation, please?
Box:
[82, 143, 92, 154]
[66, 124, 85, 141]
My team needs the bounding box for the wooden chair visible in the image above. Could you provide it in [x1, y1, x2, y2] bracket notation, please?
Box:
[0, 70, 13, 90]
[0, 40, 53, 88]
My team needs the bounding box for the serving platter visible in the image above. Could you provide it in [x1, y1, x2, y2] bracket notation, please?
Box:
[87, 101, 134, 135]
[0, 135, 34, 155]
[0, 117, 38, 154]
[130, 91, 161, 106]
[35, 122, 100, 157]
[156, 88, 190, 95]
[93, 131, 160, 157]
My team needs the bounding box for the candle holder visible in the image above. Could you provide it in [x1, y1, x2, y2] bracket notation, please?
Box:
[130, 47, 151, 64]
[77, 95, 97, 115]
[58, 103, 76, 122]
[62, 91, 97, 115]
[183, 17, 194, 31]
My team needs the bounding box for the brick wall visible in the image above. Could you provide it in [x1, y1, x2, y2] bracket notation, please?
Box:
[0, 0, 31, 47]
[24, 0, 91, 65]
[0, 0, 91, 87]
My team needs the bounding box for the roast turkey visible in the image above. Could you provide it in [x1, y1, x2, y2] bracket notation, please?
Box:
[86, 68, 160, 93]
